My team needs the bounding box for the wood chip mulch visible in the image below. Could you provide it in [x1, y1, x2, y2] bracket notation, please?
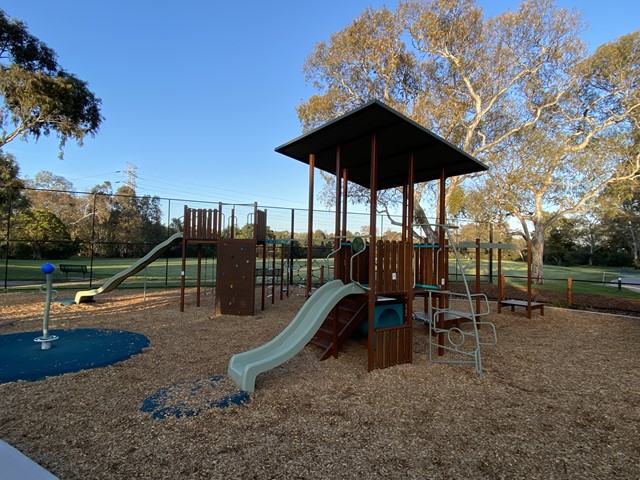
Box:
[1, 288, 639, 479]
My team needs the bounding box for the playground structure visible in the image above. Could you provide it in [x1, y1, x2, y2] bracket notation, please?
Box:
[179, 202, 275, 315]
[180, 202, 298, 314]
[229, 100, 500, 391]
[72, 201, 289, 315]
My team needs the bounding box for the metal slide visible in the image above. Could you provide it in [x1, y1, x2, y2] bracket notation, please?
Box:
[228, 279, 367, 392]
[74, 232, 184, 303]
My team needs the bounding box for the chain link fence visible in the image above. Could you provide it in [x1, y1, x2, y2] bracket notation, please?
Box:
[2, 185, 639, 314]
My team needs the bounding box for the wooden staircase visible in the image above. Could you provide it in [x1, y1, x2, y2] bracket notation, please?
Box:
[309, 295, 368, 361]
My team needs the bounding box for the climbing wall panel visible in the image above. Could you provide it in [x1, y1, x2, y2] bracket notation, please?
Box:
[215, 239, 256, 316]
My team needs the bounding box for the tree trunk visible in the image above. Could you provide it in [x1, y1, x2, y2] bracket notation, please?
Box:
[629, 221, 640, 269]
[530, 227, 545, 284]
[413, 202, 437, 243]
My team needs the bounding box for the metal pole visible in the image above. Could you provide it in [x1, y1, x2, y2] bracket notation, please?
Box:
[89, 193, 97, 289]
[3, 189, 12, 291]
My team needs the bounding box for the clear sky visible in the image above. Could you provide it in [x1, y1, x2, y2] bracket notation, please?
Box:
[2, 1, 639, 222]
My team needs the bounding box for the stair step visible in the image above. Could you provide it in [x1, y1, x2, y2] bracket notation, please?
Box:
[309, 337, 330, 350]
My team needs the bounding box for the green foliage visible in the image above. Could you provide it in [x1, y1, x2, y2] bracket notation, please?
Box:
[0, 149, 28, 205]
[9, 208, 77, 259]
[298, 0, 640, 283]
[97, 185, 165, 258]
[0, 9, 103, 157]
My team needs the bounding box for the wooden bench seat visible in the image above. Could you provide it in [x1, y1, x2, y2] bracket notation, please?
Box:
[499, 299, 544, 316]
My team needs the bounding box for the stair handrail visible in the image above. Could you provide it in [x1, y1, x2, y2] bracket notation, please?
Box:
[325, 235, 371, 290]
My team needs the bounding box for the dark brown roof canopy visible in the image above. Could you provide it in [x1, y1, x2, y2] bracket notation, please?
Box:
[275, 100, 488, 190]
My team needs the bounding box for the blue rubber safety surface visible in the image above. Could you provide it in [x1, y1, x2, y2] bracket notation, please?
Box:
[0, 328, 149, 384]
[141, 375, 250, 419]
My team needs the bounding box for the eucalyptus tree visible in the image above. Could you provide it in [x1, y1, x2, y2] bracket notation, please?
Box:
[0, 150, 28, 217]
[299, 0, 583, 236]
[0, 9, 102, 158]
[298, 0, 639, 282]
[470, 30, 640, 281]
[25, 171, 78, 229]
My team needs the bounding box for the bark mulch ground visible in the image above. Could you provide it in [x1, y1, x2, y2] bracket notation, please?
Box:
[1, 288, 639, 479]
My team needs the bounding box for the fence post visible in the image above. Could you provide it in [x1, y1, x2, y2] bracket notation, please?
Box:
[89, 193, 97, 289]
[567, 277, 572, 307]
[3, 188, 13, 291]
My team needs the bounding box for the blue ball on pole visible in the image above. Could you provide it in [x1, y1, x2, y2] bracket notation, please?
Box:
[42, 263, 55, 274]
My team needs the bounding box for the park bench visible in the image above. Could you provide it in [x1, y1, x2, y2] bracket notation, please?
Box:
[498, 299, 544, 316]
[59, 264, 88, 280]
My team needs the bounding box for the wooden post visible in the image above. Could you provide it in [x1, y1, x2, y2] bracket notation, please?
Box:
[230, 207, 235, 238]
[437, 169, 446, 355]
[527, 241, 532, 319]
[368, 133, 378, 371]
[342, 169, 348, 239]
[334, 145, 342, 282]
[475, 238, 481, 315]
[497, 246, 503, 313]
[567, 277, 573, 307]
[180, 205, 189, 312]
[271, 240, 277, 305]
[306, 154, 315, 297]
[332, 146, 342, 359]
[289, 208, 295, 294]
[280, 244, 285, 301]
[261, 241, 266, 311]
[406, 152, 415, 364]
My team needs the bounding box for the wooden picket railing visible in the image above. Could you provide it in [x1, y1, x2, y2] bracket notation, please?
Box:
[374, 240, 412, 295]
[183, 206, 219, 241]
[374, 324, 412, 368]
[414, 244, 439, 289]
[255, 209, 267, 242]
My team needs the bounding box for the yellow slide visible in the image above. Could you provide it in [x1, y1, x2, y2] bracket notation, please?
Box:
[74, 232, 183, 303]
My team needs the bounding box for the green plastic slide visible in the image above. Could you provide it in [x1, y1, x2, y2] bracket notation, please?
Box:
[74, 232, 183, 303]
[228, 279, 367, 392]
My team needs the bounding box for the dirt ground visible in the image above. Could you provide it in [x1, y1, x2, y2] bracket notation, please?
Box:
[1, 287, 639, 479]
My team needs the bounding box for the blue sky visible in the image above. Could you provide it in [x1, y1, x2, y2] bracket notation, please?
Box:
[2, 0, 639, 225]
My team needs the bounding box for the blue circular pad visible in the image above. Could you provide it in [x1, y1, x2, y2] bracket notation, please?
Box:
[0, 329, 149, 384]
[141, 375, 250, 419]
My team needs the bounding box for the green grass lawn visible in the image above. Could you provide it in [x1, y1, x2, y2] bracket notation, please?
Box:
[1, 257, 316, 291]
[1, 257, 216, 291]
[452, 258, 640, 299]
[3, 256, 638, 301]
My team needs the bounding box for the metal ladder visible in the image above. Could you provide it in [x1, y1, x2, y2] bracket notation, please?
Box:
[425, 224, 497, 376]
